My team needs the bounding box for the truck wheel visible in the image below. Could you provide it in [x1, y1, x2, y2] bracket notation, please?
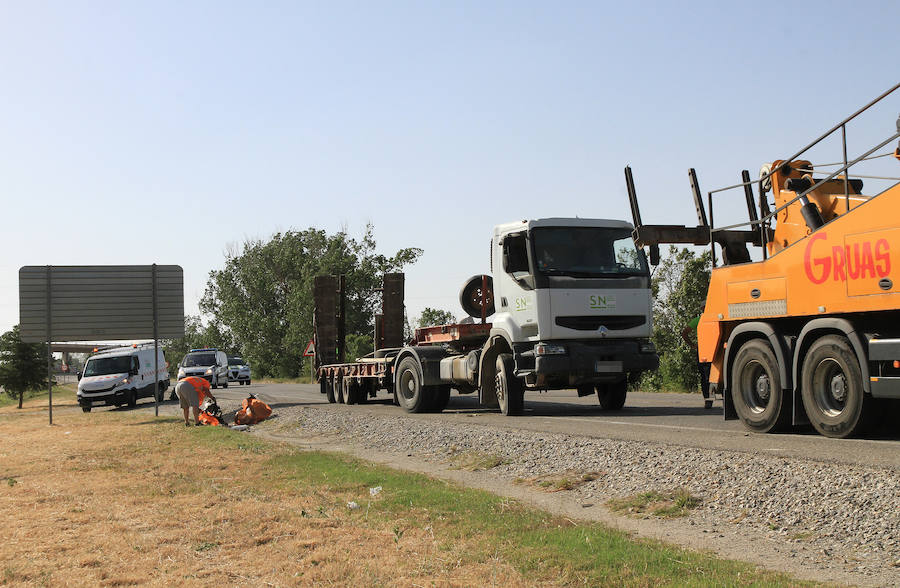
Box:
[429, 386, 451, 413]
[731, 339, 790, 433]
[325, 376, 337, 403]
[597, 381, 627, 410]
[495, 354, 524, 416]
[396, 357, 428, 413]
[319, 377, 328, 395]
[800, 335, 874, 438]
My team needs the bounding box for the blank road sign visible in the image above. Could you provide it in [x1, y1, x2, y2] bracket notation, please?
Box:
[19, 265, 185, 342]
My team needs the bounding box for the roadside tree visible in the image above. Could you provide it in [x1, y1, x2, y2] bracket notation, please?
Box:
[201, 224, 421, 378]
[416, 307, 456, 328]
[0, 325, 48, 409]
[642, 246, 711, 391]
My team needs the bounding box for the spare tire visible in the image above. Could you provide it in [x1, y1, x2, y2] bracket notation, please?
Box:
[459, 275, 495, 318]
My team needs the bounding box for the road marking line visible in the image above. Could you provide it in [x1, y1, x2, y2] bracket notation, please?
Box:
[549, 417, 723, 434]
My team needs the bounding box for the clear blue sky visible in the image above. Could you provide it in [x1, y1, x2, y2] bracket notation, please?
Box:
[2, 0, 899, 339]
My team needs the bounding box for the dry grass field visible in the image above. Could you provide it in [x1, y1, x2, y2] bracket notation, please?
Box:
[0, 390, 811, 587]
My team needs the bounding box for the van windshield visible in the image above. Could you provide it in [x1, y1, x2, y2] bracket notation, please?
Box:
[532, 227, 648, 277]
[182, 353, 216, 367]
[83, 356, 131, 377]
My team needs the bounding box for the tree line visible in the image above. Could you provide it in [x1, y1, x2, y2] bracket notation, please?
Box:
[0, 231, 709, 399]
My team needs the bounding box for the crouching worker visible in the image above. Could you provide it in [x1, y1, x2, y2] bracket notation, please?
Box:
[175, 375, 211, 427]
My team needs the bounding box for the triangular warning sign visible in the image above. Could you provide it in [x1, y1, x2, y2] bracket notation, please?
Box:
[303, 340, 316, 357]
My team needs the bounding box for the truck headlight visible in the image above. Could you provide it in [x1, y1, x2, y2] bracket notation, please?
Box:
[640, 342, 656, 353]
[534, 342, 567, 356]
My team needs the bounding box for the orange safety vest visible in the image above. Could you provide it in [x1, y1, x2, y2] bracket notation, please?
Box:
[182, 376, 211, 404]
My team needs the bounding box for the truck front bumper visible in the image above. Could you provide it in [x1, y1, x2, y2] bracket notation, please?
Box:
[526, 340, 658, 387]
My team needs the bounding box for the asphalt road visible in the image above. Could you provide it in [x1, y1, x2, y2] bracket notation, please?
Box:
[208, 382, 900, 471]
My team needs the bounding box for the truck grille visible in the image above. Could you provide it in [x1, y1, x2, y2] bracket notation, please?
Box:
[555, 315, 646, 331]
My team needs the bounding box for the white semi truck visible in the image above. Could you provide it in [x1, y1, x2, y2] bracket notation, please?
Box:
[315, 218, 659, 415]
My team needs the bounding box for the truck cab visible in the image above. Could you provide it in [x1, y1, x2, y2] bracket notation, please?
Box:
[489, 218, 658, 402]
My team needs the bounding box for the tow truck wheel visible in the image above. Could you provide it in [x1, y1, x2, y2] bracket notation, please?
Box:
[800, 335, 873, 438]
[731, 339, 790, 433]
[325, 376, 337, 403]
[495, 354, 524, 416]
[596, 380, 627, 410]
[396, 357, 428, 413]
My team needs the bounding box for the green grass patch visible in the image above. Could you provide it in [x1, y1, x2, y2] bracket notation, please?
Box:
[607, 488, 702, 519]
[447, 450, 507, 471]
[224, 447, 807, 586]
[0, 383, 77, 408]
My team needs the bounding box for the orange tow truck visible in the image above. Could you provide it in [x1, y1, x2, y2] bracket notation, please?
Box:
[627, 82, 900, 438]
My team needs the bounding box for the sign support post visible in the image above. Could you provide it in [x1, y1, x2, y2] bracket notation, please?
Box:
[46, 265, 53, 425]
[152, 264, 159, 417]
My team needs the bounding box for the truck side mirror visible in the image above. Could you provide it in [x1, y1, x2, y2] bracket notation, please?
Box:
[649, 244, 660, 266]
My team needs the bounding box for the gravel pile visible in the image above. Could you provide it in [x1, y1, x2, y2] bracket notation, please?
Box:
[252, 404, 900, 585]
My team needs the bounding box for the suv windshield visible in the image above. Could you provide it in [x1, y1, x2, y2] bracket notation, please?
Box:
[227, 357, 244, 366]
[182, 353, 216, 367]
[532, 227, 647, 277]
[83, 356, 131, 377]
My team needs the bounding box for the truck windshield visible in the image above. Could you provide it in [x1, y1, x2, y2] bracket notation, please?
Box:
[532, 227, 647, 277]
[83, 356, 131, 376]
[182, 353, 216, 367]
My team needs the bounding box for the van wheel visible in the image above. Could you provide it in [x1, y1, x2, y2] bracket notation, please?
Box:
[222, 381, 228, 388]
[81, 405, 91, 413]
[211, 377, 218, 389]
[127, 391, 137, 408]
[801, 335, 874, 438]
[731, 339, 789, 433]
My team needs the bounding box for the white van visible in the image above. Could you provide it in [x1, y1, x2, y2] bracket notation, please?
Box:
[177, 348, 229, 389]
[77, 344, 170, 412]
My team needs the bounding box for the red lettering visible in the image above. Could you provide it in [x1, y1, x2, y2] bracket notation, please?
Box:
[875, 239, 891, 277]
[845, 243, 860, 279]
[803, 232, 830, 284]
[860, 242, 876, 278]
[831, 246, 846, 281]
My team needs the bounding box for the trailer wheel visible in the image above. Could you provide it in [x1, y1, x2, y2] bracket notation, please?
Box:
[801, 335, 873, 438]
[396, 357, 428, 413]
[319, 377, 328, 396]
[596, 380, 627, 410]
[495, 354, 524, 416]
[335, 376, 345, 404]
[731, 339, 789, 433]
[325, 377, 336, 403]
[344, 379, 361, 405]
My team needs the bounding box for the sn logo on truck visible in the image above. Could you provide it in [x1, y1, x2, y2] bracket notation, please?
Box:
[803, 232, 891, 284]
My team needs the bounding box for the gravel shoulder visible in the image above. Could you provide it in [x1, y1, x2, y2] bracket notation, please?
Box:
[236, 401, 900, 588]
